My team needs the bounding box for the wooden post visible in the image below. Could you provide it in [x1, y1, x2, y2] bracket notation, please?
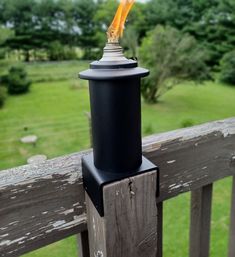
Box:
[157, 202, 163, 257]
[189, 184, 213, 257]
[77, 112, 92, 257]
[86, 170, 158, 257]
[77, 231, 90, 257]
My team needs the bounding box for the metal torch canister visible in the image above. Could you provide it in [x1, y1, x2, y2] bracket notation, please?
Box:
[79, 43, 149, 173]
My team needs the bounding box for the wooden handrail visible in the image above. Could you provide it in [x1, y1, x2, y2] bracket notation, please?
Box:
[1, 117, 235, 256]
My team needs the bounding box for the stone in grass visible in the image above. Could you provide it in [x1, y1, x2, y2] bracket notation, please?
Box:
[27, 155, 47, 164]
[20, 135, 38, 144]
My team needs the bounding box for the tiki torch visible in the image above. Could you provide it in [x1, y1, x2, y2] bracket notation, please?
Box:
[79, 0, 158, 216]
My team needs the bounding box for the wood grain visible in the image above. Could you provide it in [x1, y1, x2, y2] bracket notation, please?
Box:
[189, 184, 213, 257]
[0, 117, 235, 256]
[86, 171, 158, 257]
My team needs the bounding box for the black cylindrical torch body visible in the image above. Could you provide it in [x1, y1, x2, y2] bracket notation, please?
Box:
[79, 44, 149, 174]
[79, 44, 156, 216]
[89, 77, 142, 173]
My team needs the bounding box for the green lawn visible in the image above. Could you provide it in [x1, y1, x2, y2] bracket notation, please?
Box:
[1, 61, 235, 257]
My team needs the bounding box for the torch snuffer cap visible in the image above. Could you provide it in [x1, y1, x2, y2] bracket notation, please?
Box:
[99, 43, 128, 62]
[79, 42, 149, 80]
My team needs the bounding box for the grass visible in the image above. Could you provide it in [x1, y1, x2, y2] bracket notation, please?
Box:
[1, 61, 235, 257]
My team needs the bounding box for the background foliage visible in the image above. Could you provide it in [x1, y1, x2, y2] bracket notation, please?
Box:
[0, 0, 234, 64]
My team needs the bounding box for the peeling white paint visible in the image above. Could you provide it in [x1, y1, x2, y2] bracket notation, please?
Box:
[0, 237, 26, 246]
[0, 233, 9, 238]
[8, 221, 19, 226]
[29, 236, 37, 240]
[167, 160, 176, 164]
[61, 209, 74, 215]
[45, 213, 86, 234]
[170, 184, 182, 190]
[52, 220, 66, 228]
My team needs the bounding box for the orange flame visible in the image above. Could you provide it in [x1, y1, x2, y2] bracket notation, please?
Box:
[107, 0, 135, 43]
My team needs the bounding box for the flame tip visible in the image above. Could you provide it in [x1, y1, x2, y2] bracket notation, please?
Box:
[107, 0, 135, 43]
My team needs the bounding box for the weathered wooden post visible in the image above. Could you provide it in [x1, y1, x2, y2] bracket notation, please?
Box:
[79, 43, 159, 257]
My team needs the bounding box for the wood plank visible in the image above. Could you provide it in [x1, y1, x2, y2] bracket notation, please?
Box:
[143, 118, 235, 203]
[228, 176, 235, 257]
[77, 231, 90, 257]
[0, 151, 88, 257]
[189, 184, 213, 257]
[0, 117, 235, 256]
[86, 171, 159, 257]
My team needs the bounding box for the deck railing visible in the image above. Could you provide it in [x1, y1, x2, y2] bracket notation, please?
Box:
[1, 117, 235, 257]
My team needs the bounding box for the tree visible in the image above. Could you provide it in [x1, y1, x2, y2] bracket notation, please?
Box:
[0, 27, 14, 59]
[0, 0, 38, 61]
[73, 0, 100, 59]
[144, 0, 235, 66]
[220, 50, 235, 85]
[0, 0, 82, 61]
[139, 25, 210, 103]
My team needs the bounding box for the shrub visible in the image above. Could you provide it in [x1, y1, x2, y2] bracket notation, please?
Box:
[181, 119, 194, 128]
[63, 46, 78, 60]
[7, 65, 31, 95]
[139, 25, 211, 103]
[220, 50, 235, 85]
[48, 41, 78, 61]
[48, 41, 65, 61]
[0, 74, 8, 85]
[0, 86, 7, 108]
[144, 123, 154, 135]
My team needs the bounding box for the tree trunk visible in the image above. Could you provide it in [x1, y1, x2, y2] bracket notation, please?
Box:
[25, 50, 30, 62]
